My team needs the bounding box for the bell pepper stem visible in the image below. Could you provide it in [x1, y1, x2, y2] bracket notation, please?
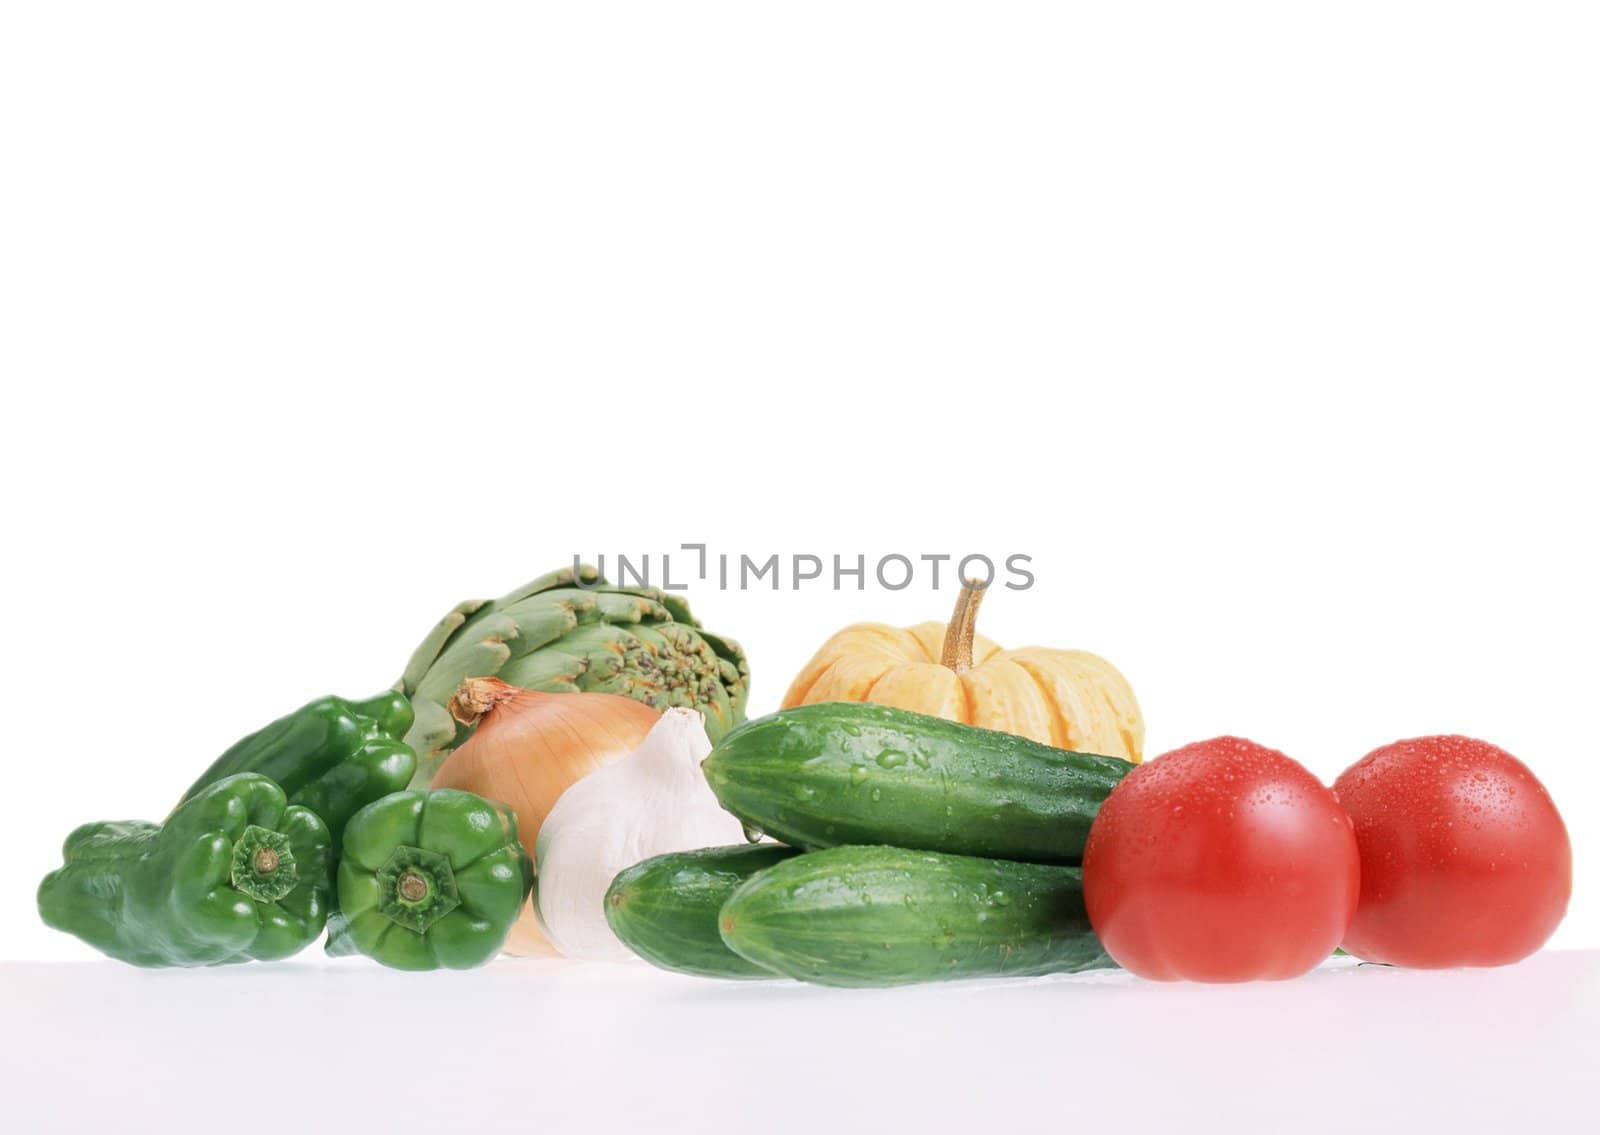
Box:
[230, 825, 299, 904]
[377, 846, 462, 933]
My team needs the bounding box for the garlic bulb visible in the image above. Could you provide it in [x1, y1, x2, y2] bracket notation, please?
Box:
[534, 707, 746, 960]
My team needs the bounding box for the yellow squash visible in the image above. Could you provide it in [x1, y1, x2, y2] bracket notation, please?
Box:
[782, 584, 1144, 762]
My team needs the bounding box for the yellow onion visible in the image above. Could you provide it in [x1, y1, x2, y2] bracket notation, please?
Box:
[432, 677, 659, 955]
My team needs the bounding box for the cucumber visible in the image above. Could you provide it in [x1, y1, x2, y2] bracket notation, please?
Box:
[605, 844, 800, 979]
[719, 845, 1113, 987]
[702, 703, 1134, 864]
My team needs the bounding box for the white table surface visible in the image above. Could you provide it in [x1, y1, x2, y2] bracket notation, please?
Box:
[4, 950, 1596, 1134]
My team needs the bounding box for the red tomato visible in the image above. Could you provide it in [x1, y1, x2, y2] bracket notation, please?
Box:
[1335, 735, 1571, 967]
[1083, 736, 1360, 982]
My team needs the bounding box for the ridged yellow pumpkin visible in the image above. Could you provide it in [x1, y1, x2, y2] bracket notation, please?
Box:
[781, 585, 1144, 762]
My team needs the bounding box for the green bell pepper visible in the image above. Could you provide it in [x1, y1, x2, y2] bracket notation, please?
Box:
[178, 690, 417, 841]
[327, 789, 532, 970]
[38, 773, 333, 967]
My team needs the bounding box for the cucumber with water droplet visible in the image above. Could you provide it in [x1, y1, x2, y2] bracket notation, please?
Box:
[605, 844, 800, 978]
[719, 845, 1114, 987]
[702, 703, 1134, 864]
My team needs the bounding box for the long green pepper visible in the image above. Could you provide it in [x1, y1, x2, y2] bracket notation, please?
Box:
[37, 773, 333, 967]
[177, 690, 417, 841]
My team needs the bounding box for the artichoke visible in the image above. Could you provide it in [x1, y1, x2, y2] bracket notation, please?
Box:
[398, 565, 749, 784]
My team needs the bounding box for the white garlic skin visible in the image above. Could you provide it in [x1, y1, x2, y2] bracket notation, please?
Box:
[534, 707, 747, 960]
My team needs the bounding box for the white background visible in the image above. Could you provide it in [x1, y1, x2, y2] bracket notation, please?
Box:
[1, 4, 1597, 1128]
[7, 1, 1594, 957]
